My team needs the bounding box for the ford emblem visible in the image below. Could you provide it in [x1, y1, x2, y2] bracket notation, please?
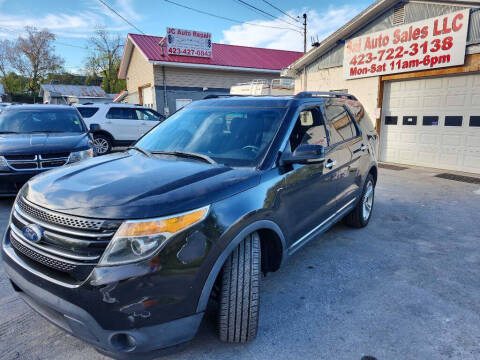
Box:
[22, 224, 43, 243]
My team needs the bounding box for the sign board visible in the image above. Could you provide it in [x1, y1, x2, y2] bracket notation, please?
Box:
[343, 10, 469, 79]
[166, 27, 212, 58]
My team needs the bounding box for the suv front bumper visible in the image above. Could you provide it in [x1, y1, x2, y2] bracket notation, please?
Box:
[1, 228, 204, 359]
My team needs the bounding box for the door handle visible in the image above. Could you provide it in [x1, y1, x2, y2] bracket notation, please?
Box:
[325, 159, 336, 169]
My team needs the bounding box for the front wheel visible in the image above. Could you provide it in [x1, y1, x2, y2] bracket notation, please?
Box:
[344, 174, 375, 228]
[218, 232, 261, 343]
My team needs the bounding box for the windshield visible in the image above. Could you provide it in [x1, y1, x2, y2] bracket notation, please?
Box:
[0, 109, 86, 133]
[136, 105, 287, 167]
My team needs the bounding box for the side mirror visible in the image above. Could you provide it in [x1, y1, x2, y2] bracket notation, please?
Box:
[89, 123, 101, 132]
[280, 144, 325, 165]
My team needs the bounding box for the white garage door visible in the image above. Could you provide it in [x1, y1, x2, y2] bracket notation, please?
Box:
[380, 73, 480, 174]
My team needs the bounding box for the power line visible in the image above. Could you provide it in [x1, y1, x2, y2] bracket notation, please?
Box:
[0, 25, 89, 50]
[164, 0, 302, 33]
[261, 0, 300, 23]
[233, 0, 302, 30]
[97, 0, 145, 34]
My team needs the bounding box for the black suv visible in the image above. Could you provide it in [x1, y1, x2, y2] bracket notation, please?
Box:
[2, 93, 378, 359]
[0, 105, 95, 196]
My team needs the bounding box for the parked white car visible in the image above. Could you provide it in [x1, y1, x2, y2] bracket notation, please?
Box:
[75, 103, 165, 154]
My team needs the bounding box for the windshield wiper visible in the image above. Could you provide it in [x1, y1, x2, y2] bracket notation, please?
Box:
[127, 146, 152, 157]
[0, 131, 19, 134]
[151, 151, 216, 164]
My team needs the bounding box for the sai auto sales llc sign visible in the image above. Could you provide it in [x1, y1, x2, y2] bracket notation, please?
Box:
[343, 9, 470, 79]
[166, 27, 212, 58]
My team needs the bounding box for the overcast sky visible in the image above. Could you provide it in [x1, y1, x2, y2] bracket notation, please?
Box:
[0, 0, 374, 73]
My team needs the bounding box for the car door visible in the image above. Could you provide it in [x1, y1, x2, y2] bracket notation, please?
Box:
[103, 107, 140, 142]
[322, 100, 364, 209]
[276, 105, 338, 248]
[135, 108, 164, 137]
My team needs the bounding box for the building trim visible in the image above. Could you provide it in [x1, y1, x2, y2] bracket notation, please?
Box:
[155, 85, 230, 92]
[150, 61, 281, 74]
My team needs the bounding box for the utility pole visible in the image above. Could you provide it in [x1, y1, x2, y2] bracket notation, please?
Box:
[303, 13, 307, 53]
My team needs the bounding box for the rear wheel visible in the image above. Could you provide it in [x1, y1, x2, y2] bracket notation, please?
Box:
[92, 134, 112, 155]
[344, 174, 375, 228]
[218, 232, 261, 343]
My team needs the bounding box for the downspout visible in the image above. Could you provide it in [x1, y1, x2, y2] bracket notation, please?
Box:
[162, 66, 168, 116]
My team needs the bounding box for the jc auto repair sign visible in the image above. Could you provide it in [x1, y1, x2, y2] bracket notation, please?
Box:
[343, 10, 470, 79]
[166, 27, 212, 58]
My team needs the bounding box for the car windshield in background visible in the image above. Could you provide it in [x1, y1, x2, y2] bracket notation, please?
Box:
[136, 106, 287, 167]
[0, 109, 86, 133]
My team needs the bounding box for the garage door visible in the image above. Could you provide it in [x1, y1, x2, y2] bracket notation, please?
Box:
[380, 73, 480, 174]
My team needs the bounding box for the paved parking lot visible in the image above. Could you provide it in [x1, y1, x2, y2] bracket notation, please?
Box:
[1, 166, 479, 360]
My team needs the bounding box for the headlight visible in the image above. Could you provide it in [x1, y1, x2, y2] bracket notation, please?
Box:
[0, 156, 9, 171]
[69, 148, 94, 163]
[98, 206, 210, 266]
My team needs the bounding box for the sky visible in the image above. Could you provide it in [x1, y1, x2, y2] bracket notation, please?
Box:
[0, 0, 375, 73]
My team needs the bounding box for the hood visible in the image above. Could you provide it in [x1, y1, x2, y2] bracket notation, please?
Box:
[0, 133, 90, 155]
[23, 151, 260, 219]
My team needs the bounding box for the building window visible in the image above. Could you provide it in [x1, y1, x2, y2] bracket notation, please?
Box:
[403, 116, 417, 125]
[385, 116, 398, 125]
[445, 116, 462, 127]
[422, 116, 438, 126]
[470, 116, 480, 127]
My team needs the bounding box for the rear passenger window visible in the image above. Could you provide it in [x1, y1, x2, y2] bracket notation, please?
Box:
[289, 108, 329, 152]
[470, 116, 480, 127]
[324, 104, 357, 143]
[422, 116, 438, 126]
[106, 108, 138, 120]
[77, 107, 99, 118]
[445, 116, 462, 127]
[385, 116, 397, 125]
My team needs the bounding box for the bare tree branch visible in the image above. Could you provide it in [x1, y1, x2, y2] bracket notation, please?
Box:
[8, 27, 64, 95]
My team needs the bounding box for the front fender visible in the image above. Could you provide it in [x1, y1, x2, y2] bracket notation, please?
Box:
[196, 219, 286, 313]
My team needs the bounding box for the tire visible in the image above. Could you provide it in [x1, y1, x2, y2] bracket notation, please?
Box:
[344, 174, 375, 228]
[218, 232, 261, 343]
[92, 134, 112, 155]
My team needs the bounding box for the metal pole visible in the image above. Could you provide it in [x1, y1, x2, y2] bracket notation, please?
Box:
[303, 13, 307, 53]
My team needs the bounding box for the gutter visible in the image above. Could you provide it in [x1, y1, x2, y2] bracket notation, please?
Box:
[150, 61, 281, 74]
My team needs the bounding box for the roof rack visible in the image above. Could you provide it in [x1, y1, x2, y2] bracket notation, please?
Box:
[294, 91, 358, 100]
[203, 94, 246, 99]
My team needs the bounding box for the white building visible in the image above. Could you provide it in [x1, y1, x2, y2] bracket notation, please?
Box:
[285, 0, 480, 174]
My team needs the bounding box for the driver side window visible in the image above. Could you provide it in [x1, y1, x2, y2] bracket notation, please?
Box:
[288, 107, 329, 152]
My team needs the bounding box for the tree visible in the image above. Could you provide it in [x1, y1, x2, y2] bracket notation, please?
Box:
[0, 40, 17, 94]
[8, 27, 64, 95]
[85, 29, 125, 94]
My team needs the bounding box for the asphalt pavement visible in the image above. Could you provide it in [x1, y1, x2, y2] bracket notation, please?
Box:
[1, 166, 479, 360]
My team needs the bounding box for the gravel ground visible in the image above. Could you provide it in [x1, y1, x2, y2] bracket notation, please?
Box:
[1, 166, 479, 360]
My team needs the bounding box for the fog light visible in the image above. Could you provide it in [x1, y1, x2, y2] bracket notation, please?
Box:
[110, 333, 136, 352]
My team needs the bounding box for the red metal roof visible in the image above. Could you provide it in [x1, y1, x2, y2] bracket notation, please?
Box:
[128, 33, 303, 71]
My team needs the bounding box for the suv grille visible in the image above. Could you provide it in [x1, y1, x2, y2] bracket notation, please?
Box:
[17, 197, 105, 230]
[10, 235, 77, 272]
[9, 197, 121, 283]
[4, 153, 70, 171]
